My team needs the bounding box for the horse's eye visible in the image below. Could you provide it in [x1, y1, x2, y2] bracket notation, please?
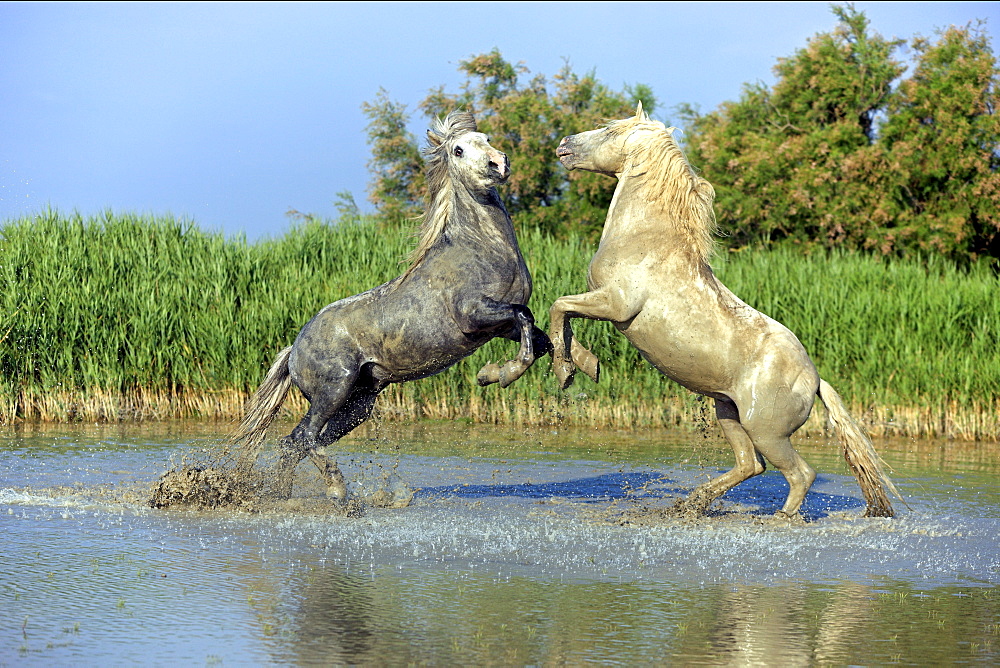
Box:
[453, 146, 463, 158]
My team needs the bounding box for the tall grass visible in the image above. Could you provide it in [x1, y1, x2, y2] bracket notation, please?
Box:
[1, 209, 997, 440]
[0, 210, 409, 418]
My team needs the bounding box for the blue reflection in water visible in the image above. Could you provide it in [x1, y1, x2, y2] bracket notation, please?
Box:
[417, 469, 866, 520]
[417, 471, 669, 502]
[719, 472, 866, 519]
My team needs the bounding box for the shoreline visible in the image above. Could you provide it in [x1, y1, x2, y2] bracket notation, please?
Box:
[3, 386, 997, 442]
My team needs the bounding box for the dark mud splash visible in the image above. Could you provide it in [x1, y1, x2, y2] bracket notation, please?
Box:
[148, 449, 414, 514]
[149, 464, 262, 510]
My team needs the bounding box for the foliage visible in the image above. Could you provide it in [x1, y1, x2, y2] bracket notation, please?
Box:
[363, 49, 656, 238]
[680, 4, 1000, 263]
[0, 209, 408, 407]
[361, 88, 425, 223]
[878, 21, 1000, 259]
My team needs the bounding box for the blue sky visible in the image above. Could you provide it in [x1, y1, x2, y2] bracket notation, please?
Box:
[2, 1, 997, 240]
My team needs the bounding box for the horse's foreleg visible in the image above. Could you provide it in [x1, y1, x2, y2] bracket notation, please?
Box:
[548, 305, 580, 390]
[548, 289, 635, 389]
[570, 338, 600, 384]
[475, 305, 546, 388]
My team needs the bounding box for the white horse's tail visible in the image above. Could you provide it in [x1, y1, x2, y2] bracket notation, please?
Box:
[232, 346, 293, 474]
[817, 378, 902, 517]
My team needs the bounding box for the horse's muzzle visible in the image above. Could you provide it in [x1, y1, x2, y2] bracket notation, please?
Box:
[556, 137, 576, 166]
[490, 152, 510, 182]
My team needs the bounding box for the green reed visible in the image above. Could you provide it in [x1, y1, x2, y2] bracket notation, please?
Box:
[0, 210, 403, 391]
[1, 210, 997, 437]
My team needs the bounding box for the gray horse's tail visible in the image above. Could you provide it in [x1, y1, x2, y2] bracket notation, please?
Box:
[817, 378, 902, 517]
[232, 346, 293, 474]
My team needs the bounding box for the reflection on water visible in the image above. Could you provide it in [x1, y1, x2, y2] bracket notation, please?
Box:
[0, 421, 997, 664]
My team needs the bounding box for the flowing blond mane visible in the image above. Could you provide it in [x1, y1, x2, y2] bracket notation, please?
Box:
[606, 109, 719, 261]
[398, 111, 479, 280]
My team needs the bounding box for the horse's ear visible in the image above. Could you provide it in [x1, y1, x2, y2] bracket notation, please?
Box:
[427, 116, 447, 147]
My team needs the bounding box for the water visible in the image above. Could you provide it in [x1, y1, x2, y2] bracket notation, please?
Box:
[1, 421, 997, 665]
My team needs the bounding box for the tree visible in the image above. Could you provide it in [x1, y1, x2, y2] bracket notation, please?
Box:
[361, 88, 425, 222]
[680, 5, 906, 249]
[363, 50, 655, 238]
[680, 4, 1000, 262]
[877, 21, 1000, 260]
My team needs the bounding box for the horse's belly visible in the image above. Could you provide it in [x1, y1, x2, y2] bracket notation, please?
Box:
[383, 350, 476, 382]
[368, 328, 480, 383]
[616, 319, 734, 396]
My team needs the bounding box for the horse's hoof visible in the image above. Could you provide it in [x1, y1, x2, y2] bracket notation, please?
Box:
[326, 481, 349, 501]
[498, 360, 526, 388]
[553, 360, 576, 389]
[476, 364, 500, 387]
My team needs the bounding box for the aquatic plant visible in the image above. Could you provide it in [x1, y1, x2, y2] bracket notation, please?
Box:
[0, 210, 997, 439]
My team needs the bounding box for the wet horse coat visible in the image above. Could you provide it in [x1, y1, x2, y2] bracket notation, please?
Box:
[550, 104, 898, 518]
[234, 111, 548, 498]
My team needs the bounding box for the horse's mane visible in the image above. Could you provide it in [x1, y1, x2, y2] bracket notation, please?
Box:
[399, 110, 479, 280]
[606, 109, 719, 261]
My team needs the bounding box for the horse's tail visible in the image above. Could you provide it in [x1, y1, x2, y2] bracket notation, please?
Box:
[817, 378, 902, 517]
[232, 346, 293, 474]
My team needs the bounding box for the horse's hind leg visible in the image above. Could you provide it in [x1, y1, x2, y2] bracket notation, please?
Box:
[679, 398, 765, 514]
[274, 402, 350, 500]
[272, 364, 364, 499]
[739, 399, 816, 518]
[748, 429, 815, 518]
[306, 387, 381, 499]
[273, 420, 313, 499]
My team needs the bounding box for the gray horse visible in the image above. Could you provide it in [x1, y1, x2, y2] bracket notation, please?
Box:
[233, 111, 549, 499]
[549, 104, 900, 518]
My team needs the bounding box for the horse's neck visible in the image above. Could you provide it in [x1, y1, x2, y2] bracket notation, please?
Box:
[451, 188, 519, 252]
[602, 173, 696, 245]
[598, 174, 711, 276]
[600, 175, 671, 244]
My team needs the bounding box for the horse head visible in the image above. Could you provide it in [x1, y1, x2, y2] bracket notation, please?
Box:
[557, 103, 717, 260]
[399, 111, 514, 281]
[425, 111, 509, 195]
[556, 102, 666, 176]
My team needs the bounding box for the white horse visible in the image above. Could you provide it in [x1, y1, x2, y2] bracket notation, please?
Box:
[549, 104, 899, 518]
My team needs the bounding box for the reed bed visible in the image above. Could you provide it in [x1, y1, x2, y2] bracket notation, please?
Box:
[1, 210, 997, 440]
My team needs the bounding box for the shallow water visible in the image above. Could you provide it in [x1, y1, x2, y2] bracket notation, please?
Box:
[1, 420, 997, 665]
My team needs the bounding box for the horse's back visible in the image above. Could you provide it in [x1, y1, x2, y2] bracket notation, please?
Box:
[289, 250, 520, 387]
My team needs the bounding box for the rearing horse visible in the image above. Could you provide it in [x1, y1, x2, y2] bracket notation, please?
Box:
[233, 111, 549, 499]
[550, 104, 899, 518]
